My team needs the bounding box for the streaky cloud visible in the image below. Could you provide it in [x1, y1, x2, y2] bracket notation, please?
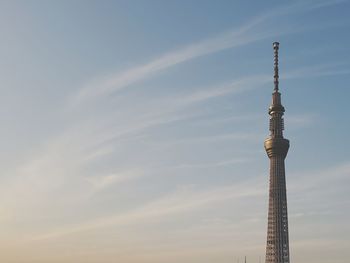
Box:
[72, 0, 343, 105]
[31, 179, 265, 241]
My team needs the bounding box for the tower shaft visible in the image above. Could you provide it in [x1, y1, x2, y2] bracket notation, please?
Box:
[265, 155, 289, 263]
[264, 42, 290, 263]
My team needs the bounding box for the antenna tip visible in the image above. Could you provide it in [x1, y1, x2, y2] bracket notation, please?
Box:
[273, 42, 279, 49]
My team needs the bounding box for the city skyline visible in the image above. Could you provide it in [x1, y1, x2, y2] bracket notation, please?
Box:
[0, 1, 349, 263]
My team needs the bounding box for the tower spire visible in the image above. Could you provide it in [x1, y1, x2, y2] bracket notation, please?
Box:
[273, 42, 279, 92]
[268, 42, 285, 139]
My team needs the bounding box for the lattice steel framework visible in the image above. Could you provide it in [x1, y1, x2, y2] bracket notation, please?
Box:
[264, 42, 290, 263]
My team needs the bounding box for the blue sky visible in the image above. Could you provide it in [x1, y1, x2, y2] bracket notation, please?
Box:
[0, 1, 349, 262]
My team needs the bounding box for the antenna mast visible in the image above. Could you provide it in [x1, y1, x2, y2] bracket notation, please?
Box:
[273, 42, 279, 92]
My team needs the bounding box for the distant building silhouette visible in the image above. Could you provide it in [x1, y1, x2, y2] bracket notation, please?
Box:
[264, 42, 290, 263]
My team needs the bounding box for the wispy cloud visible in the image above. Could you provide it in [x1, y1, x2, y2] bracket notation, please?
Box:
[285, 113, 317, 128]
[30, 159, 350, 242]
[284, 62, 350, 80]
[289, 162, 350, 192]
[72, 0, 345, 105]
[31, 179, 265, 241]
[74, 19, 265, 103]
[306, 0, 348, 9]
[169, 158, 249, 169]
[85, 170, 144, 190]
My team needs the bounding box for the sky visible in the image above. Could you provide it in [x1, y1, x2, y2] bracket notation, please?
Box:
[0, 0, 349, 262]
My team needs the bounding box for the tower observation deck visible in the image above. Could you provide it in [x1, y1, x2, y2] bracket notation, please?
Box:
[264, 42, 290, 263]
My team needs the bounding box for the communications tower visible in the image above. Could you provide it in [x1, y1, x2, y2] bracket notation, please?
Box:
[264, 42, 290, 263]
